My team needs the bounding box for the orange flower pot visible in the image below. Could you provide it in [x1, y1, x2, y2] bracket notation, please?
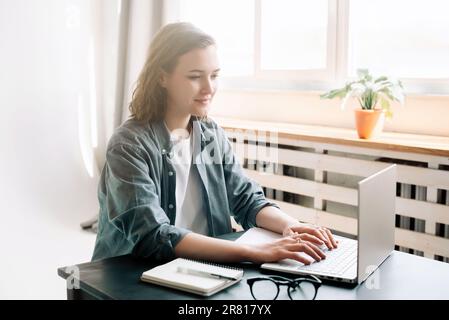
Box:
[354, 109, 385, 139]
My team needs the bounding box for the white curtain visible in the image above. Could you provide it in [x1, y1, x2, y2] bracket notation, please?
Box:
[78, 0, 165, 181]
[79, 0, 165, 228]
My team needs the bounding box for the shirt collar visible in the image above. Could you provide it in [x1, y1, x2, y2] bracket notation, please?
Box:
[152, 115, 206, 155]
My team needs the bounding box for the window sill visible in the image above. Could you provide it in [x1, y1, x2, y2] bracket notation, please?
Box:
[213, 116, 449, 158]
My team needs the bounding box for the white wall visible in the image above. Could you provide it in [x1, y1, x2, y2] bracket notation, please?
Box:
[0, 0, 102, 299]
[210, 89, 449, 137]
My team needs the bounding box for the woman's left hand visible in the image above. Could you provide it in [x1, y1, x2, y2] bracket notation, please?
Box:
[282, 223, 339, 250]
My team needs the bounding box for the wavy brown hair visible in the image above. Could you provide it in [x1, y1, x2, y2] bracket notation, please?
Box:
[128, 22, 216, 123]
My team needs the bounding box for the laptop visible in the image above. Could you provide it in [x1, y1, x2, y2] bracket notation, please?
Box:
[236, 164, 397, 285]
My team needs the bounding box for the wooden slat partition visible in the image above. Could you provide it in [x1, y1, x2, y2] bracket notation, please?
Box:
[217, 117, 449, 261]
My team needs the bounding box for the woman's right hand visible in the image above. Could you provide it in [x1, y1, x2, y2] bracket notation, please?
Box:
[244, 233, 327, 265]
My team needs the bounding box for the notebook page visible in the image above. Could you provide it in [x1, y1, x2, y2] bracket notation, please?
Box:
[176, 258, 243, 279]
[234, 227, 282, 245]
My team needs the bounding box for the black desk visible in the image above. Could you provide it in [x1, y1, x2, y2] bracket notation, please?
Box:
[58, 231, 449, 300]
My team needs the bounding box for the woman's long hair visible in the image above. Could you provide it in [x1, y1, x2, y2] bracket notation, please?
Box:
[128, 22, 216, 123]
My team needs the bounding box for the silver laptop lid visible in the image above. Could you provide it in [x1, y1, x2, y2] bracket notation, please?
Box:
[357, 164, 397, 284]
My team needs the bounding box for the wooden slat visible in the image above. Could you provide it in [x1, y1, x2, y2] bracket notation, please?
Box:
[270, 198, 358, 235]
[279, 136, 449, 166]
[226, 130, 449, 165]
[248, 168, 449, 225]
[233, 142, 449, 189]
[398, 165, 449, 190]
[395, 229, 449, 258]
[314, 147, 326, 211]
[244, 169, 358, 206]
[396, 198, 449, 226]
[269, 199, 317, 225]
[216, 116, 449, 157]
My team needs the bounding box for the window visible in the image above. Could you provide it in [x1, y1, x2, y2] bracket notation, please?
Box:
[169, 0, 449, 93]
[178, 0, 254, 77]
[260, 0, 328, 71]
[348, 0, 449, 79]
[175, 0, 335, 81]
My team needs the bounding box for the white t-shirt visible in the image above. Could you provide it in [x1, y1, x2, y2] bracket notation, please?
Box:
[169, 126, 209, 236]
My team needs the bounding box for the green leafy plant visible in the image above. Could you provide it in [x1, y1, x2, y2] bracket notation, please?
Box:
[320, 69, 405, 119]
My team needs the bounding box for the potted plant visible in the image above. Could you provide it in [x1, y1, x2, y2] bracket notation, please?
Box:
[320, 69, 405, 139]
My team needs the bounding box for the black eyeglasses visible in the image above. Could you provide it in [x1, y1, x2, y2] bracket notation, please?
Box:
[247, 275, 322, 300]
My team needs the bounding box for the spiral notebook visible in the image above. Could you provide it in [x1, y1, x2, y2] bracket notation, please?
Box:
[141, 258, 244, 296]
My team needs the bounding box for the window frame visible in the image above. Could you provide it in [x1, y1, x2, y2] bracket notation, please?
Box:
[253, 0, 338, 81]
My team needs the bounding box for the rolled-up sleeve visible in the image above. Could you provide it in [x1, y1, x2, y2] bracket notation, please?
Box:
[219, 127, 280, 230]
[104, 143, 191, 260]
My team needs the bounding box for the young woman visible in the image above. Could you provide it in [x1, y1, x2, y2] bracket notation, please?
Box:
[92, 22, 338, 264]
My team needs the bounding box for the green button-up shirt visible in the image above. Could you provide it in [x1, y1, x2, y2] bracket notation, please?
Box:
[92, 116, 278, 261]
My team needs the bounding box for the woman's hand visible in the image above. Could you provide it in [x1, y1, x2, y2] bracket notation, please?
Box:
[244, 233, 327, 265]
[282, 223, 339, 250]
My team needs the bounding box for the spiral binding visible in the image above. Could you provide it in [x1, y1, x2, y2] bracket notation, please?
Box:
[181, 258, 243, 271]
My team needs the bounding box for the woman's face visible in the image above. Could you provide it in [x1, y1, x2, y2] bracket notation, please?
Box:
[161, 45, 220, 118]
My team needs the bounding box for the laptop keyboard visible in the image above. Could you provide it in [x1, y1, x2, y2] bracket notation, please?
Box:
[298, 237, 358, 276]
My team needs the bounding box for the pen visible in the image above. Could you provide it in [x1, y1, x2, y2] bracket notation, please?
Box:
[177, 266, 238, 281]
